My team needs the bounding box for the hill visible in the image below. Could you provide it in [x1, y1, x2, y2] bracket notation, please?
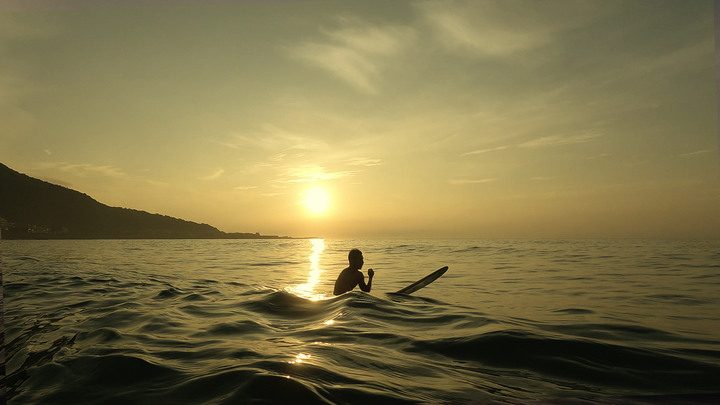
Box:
[0, 163, 289, 239]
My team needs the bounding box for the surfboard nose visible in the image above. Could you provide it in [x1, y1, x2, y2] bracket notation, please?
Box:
[394, 266, 448, 295]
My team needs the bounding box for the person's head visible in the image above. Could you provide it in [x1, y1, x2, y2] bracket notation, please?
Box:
[348, 249, 364, 269]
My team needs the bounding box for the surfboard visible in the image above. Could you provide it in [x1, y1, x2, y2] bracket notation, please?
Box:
[394, 266, 448, 295]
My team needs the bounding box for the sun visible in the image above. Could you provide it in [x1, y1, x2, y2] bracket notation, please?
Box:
[303, 187, 330, 214]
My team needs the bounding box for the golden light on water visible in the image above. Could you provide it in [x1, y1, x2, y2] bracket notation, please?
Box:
[290, 238, 327, 300]
[288, 353, 311, 365]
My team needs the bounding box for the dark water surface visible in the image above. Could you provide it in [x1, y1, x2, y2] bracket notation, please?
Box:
[2, 239, 719, 404]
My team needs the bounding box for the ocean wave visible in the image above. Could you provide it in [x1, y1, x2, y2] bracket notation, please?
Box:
[5, 239, 720, 404]
[7, 285, 720, 403]
[155, 287, 184, 299]
[407, 329, 720, 392]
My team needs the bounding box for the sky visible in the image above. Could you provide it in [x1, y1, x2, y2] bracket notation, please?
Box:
[1, 0, 718, 239]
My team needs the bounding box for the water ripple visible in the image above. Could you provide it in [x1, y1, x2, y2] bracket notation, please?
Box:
[4, 239, 720, 404]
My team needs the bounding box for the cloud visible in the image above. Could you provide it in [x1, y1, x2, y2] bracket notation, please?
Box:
[348, 157, 383, 167]
[417, 0, 550, 57]
[460, 146, 507, 156]
[219, 125, 328, 152]
[416, 0, 606, 58]
[519, 131, 602, 148]
[680, 149, 714, 158]
[279, 165, 358, 183]
[450, 178, 498, 185]
[0, 0, 259, 12]
[200, 168, 225, 181]
[30, 161, 172, 192]
[34, 161, 128, 179]
[144, 179, 169, 187]
[288, 17, 415, 94]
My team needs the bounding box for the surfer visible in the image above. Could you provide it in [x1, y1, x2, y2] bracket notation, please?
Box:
[333, 249, 374, 295]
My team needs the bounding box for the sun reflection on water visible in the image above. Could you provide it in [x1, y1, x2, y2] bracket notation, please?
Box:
[289, 238, 328, 300]
[288, 352, 311, 365]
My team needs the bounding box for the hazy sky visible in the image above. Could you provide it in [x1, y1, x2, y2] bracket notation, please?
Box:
[1, 0, 718, 238]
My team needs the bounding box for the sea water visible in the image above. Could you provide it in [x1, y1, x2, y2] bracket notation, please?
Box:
[2, 239, 719, 404]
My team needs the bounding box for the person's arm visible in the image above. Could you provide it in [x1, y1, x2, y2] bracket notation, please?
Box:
[358, 269, 374, 292]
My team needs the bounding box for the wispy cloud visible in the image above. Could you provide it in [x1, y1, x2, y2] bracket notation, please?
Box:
[680, 149, 714, 158]
[200, 168, 225, 181]
[144, 179, 169, 187]
[461, 146, 507, 156]
[417, 0, 549, 57]
[348, 157, 383, 167]
[218, 125, 328, 152]
[31, 161, 173, 191]
[416, 0, 605, 58]
[450, 178, 499, 185]
[34, 161, 128, 179]
[0, 0, 261, 12]
[519, 131, 602, 149]
[288, 17, 415, 94]
[235, 185, 258, 191]
[279, 165, 358, 184]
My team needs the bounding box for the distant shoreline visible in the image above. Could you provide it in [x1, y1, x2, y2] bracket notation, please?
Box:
[1, 237, 307, 240]
[0, 232, 313, 241]
[1, 163, 312, 241]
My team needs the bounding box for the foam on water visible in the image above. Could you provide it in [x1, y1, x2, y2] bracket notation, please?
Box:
[2, 239, 720, 404]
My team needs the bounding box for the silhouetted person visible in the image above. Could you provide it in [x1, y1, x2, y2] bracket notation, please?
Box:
[333, 249, 374, 295]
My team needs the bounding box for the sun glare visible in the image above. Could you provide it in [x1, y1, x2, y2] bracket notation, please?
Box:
[304, 187, 330, 214]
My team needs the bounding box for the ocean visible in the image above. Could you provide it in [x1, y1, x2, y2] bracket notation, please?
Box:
[2, 239, 719, 404]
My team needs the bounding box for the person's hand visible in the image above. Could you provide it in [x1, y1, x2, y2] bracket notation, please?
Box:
[368, 268, 374, 278]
